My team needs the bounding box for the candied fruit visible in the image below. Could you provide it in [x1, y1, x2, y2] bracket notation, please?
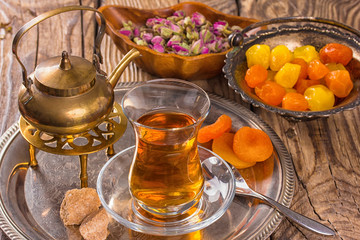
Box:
[325, 70, 353, 98]
[245, 64, 268, 88]
[246, 44, 271, 69]
[282, 92, 309, 111]
[307, 59, 330, 80]
[304, 85, 335, 111]
[270, 45, 293, 71]
[274, 63, 301, 88]
[319, 43, 353, 66]
[255, 80, 286, 106]
[293, 45, 319, 63]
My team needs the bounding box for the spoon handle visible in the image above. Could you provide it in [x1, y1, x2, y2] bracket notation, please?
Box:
[242, 191, 335, 236]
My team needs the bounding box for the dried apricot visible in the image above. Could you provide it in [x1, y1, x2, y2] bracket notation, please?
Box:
[245, 64, 268, 88]
[198, 114, 232, 143]
[282, 92, 309, 111]
[246, 44, 271, 69]
[233, 127, 273, 163]
[212, 133, 256, 169]
[255, 80, 286, 106]
[319, 43, 353, 66]
[307, 59, 330, 80]
[325, 70, 353, 98]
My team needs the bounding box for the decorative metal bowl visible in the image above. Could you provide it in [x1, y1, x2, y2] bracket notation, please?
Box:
[98, 2, 258, 80]
[223, 17, 360, 120]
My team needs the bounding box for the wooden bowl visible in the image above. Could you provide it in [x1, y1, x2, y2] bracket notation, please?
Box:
[224, 17, 360, 120]
[98, 2, 258, 80]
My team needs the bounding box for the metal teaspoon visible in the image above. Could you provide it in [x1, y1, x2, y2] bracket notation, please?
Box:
[231, 166, 335, 236]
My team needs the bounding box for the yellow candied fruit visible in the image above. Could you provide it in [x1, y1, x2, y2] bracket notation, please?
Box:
[326, 63, 346, 71]
[246, 44, 271, 69]
[304, 85, 335, 111]
[293, 45, 319, 63]
[274, 63, 301, 88]
[270, 45, 293, 71]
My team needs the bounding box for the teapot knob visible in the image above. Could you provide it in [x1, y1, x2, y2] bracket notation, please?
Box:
[59, 51, 72, 70]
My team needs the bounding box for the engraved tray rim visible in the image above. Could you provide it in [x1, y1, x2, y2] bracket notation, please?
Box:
[0, 82, 295, 240]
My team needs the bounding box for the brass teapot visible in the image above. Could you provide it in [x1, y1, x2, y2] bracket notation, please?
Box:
[13, 6, 140, 135]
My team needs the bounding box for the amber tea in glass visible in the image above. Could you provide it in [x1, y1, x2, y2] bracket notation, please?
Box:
[121, 79, 210, 217]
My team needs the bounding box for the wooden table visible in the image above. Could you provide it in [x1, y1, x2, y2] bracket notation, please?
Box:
[0, 0, 359, 239]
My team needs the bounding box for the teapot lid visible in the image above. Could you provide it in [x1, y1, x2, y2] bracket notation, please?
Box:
[34, 51, 96, 97]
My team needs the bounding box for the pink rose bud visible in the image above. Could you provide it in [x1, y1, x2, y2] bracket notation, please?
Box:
[191, 12, 206, 27]
[119, 29, 133, 38]
[152, 43, 165, 53]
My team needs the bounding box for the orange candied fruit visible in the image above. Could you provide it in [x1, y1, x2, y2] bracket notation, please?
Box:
[282, 92, 309, 111]
[245, 64, 268, 88]
[198, 114, 232, 143]
[319, 43, 353, 66]
[325, 70, 353, 98]
[255, 80, 286, 106]
[307, 59, 330, 80]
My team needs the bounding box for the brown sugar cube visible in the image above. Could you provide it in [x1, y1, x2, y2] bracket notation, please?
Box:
[60, 188, 101, 225]
[79, 208, 110, 240]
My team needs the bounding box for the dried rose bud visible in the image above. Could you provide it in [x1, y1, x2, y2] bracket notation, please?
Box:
[160, 27, 173, 39]
[119, 29, 133, 38]
[207, 39, 221, 52]
[183, 16, 195, 28]
[190, 39, 204, 55]
[213, 21, 232, 36]
[173, 10, 185, 18]
[186, 29, 199, 42]
[169, 22, 182, 34]
[133, 28, 140, 38]
[133, 37, 148, 46]
[191, 12, 206, 27]
[151, 36, 165, 45]
[141, 32, 153, 43]
[172, 44, 189, 55]
[152, 43, 165, 53]
[200, 29, 215, 44]
[167, 35, 182, 47]
[201, 47, 210, 54]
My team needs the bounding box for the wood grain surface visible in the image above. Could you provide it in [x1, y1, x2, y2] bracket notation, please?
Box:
[0, 0, 359, 239]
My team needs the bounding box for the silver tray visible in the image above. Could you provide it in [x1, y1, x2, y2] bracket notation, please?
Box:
[0, 84, 295, 240]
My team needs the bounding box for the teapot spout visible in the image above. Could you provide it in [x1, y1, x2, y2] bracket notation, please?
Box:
[108, 48, 141, 88]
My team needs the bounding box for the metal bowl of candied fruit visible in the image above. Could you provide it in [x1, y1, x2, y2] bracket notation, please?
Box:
[223, 16, 360, 120]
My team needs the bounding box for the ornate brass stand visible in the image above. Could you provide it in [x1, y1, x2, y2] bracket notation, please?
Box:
[19, 102, 127, 188]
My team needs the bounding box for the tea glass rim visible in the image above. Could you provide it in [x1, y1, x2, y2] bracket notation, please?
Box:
[121, 78, 211, 131]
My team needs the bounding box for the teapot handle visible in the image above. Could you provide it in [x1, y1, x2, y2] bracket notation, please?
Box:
[12, 5, 106, 91]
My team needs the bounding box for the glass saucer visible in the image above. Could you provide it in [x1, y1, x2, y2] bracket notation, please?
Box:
[97, 145, 236, 236]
